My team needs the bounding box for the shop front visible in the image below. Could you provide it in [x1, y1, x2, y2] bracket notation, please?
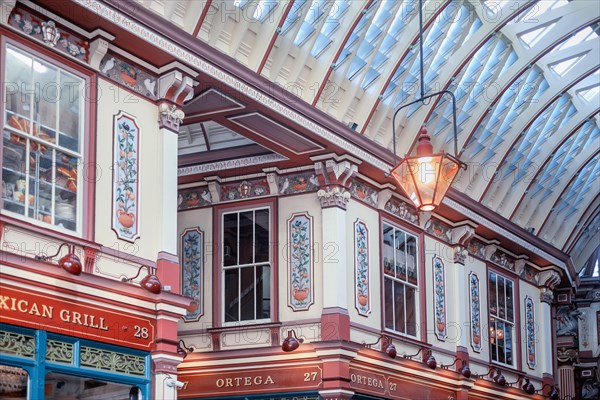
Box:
[0, 283, 157, 398]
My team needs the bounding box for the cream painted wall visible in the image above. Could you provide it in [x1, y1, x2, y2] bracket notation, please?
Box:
[463, 255, 490, 368]
[278, 193, 323, 326]
[94, 78, 165, 280]
[346, 200, 381, 344]
[424, 236, 458, 354]
[177, 207, 213, 349]
[519, 280, 544, 378]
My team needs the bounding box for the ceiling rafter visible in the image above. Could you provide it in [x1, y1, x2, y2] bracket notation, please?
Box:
[506, 109, 599, 221]
[311, 1, 374, 106]
[357, 0, 454, 137]
[545, 193, 600, 250]
[530, 150, 599, 234]
[564, 197, 600, 252]
[476, 59, 599, 206]
[255, 0, 297, 73]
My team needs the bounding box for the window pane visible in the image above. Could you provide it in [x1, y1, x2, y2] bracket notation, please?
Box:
[2, 135, 27, 216]
[45, 372, 137, 399]
[238, 211, 254, 265]
[34, 61, 58, 133]
[406, 234, 417, 284]
[394, 229, 406, 280]
[504, 323, 513, 365]
[28, 141, 51, 222]
[496, 320, 506, 363]
[394, 281, 405, 333]
[224, 268, 239, 322]
[383, 224, 394, 276]
[254, 209, 269, 262]
[384, 278, 394, 329]
[498, 276, 506, 319]
[58, 71, 81, 152]
[506, 280, 514, 322]
[54, 150, 78, 231]
[5, 48, 33, 125]
[257, 265, 270, 319]
[240, 266, 255, 320]
[223, 213, 238, 266]
[405, 286, 417, 336]
[489, 273, 497, 317]
[490, 318, 498, 361]
[0, 365, 28, 397]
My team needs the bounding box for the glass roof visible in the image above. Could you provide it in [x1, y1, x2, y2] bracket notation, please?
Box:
[148, 0, 600, 261]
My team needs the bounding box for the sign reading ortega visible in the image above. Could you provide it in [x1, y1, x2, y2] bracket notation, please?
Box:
[179, 365, 322, 398]
[0, 285, 155, 350]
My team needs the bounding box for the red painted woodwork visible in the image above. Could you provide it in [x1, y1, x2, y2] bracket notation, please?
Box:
[156, 254, 180, 294]
[178, 365, 322, 399]
[0, 285, 155, 350]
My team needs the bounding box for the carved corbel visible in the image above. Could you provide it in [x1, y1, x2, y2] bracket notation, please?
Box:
[378, 189, 394, 210]
[451, 224, 477, 248]
[265, 172, 279, 195]
[205, 176, 221, 203]
[538, 269, 561, 290]
[484, 243, 499, 260]
[157, 69, 196, 132]
[88, 30, 114, 70]
[314, 158, 358, 210]
[453, 247, 467, 265]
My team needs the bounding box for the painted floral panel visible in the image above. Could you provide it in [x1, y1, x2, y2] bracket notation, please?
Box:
[354, 220, 370, 316]
[112, 112, 140, 241]
[182, 228, 203, 321]
[433, 256, 447, 340]
[469, 272, 482, 352]
[525, 296, 536, 369]
[289, 213, 313, 311]
[349, 180, 377, 207]
[178, 188, 212, 210]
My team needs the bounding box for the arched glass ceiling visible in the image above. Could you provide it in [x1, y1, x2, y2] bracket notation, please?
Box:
[142, 0, 600, 261]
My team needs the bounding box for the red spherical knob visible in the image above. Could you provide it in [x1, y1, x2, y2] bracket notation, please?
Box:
[385, 343, 397, 359]
[426, 354, 437, 369]
[140, 274, 162, 294]
[59, 253, 82, 275]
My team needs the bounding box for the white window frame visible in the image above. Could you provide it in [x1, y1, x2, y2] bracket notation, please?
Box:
[488, 270, 516, 367]
[2, 43, 85, 236]
[382, 221, 420, 338]
[221, 206, 272, 326]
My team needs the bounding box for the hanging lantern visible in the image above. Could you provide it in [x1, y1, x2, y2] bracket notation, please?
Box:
[41, 20, 60, 47]
[390, 127, 462, 212]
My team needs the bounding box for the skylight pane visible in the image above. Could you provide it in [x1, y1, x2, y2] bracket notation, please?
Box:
[519, 23, 556, 48]
[254, 0, 278, 22]
[550, 55, 584, 77]
[578, 85, 600, 102]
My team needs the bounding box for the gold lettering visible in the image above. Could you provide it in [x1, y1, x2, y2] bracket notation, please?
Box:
[225, 378, 233, 387]
[29, 303, 41, 316]
[254, 376, 262, 385]
[60, 309, 70, 322]
[10, 298, 16, 311]
[17, 300, 28, 313]
[216, 379, 224, 388]
[0, 296, 9, 309]
[264, 375, 274, 385]
[41, 305, 53, 319]
[244, 377, 252, 385]
[98, 318, 109, 331]
[71, 312, 83, 325]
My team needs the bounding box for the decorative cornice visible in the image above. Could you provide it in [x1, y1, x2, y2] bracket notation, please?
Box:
[178, 154, 287, 176]
[444, 196, 569, 273]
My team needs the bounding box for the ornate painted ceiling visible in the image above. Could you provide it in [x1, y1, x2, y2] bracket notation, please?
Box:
[139, 0, 600, 269]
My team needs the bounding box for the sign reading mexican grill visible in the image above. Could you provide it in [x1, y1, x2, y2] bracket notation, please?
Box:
[0, 285, 155, 350]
